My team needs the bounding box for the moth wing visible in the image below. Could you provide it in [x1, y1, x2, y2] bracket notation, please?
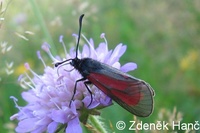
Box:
[87, 70, 154, 117]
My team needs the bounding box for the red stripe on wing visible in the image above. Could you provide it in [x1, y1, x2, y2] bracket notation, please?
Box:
[110, 84, 141, 106]
[87, 73, 142, 105]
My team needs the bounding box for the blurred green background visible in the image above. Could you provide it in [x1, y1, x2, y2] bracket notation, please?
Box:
[0, 0, 200, 132]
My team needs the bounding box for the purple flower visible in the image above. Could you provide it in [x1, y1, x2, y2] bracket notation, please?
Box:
[10, 33, 137, 133]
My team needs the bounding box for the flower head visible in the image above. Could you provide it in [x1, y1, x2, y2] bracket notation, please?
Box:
[10, 33, 137, 133]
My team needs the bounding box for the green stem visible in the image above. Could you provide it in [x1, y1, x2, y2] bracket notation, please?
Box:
[89, 115, 108, 133]
[28, 0, 57, 55]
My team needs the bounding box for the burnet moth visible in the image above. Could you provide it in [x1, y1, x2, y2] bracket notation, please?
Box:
[55, 14, 155, 117]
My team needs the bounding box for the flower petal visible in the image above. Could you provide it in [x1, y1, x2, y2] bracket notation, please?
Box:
[65, 117, 82, 133]
[109, 44, 126, 64]
[120, 62, 137, 72]
[31, 125, 46, 133]
[100, 96, 112, 106]
[47, 121, 58, 133]
[82, 44, 89, 58]
[21, 91, 38, 103]
[96, 42, 108, 54]
[35, 117, 51, 126]
[82, 96, 100, 109]
[51, 110, 70, 124]
[15, 118, 37, 132]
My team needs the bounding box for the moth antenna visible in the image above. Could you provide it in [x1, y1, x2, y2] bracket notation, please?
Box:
[55, 59, 72, 67]
[55, 14, 84, 67]
[75, 14, 84, 59]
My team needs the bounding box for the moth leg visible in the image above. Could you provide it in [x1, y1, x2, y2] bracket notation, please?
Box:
[84, 81, 93, 107]
[70, 78, 86, 107]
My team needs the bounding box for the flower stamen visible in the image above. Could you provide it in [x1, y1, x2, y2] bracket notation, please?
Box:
[82, 34, 97, 58]
[41, 42, 59, 63]
[37, 51, 47, 68]
[100, 33, 108, 52]
[24, 63, 41, 80]
[59, 35, 67, 56]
